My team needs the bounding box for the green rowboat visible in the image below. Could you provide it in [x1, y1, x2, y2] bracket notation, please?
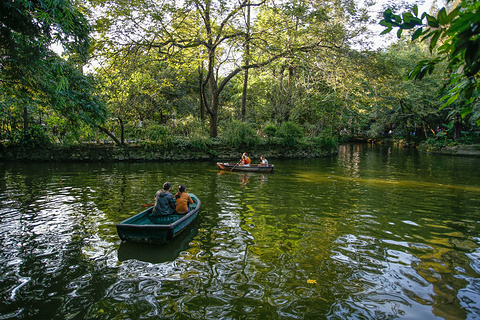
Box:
[116, 193, 201, 244]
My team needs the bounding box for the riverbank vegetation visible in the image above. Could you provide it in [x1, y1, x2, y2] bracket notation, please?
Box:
[1, 0, 479, 159]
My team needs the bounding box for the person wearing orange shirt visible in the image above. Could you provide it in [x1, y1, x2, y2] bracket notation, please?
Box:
[174, 185, 193, 214]
[241, 152, 251, 166]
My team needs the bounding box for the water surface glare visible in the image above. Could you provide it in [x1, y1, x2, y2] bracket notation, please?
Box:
[1, 144, 479, 319]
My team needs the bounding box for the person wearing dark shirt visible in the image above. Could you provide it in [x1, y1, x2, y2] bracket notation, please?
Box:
[152, 182, 176, 216]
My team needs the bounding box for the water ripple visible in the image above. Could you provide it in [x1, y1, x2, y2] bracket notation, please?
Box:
[1, 150, 480, 319]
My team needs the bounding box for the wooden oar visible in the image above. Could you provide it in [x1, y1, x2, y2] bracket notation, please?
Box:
[142, 203, 154, 207]
[230, 160, 242, 172]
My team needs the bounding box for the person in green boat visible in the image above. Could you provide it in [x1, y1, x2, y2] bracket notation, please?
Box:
[174, 185, 193, 214]
[152, 182, 176, 215]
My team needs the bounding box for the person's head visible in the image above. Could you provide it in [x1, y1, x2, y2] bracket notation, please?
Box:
[163, 182, 171, 191]
[175, 184, 186, 198]
[260, 155, 265, 160]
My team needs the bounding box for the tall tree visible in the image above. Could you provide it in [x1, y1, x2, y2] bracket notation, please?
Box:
[0, 0, 106, 143]
[241, 0, 251, 121]
[380, 0, 480, 129]
[96, 49, 199, 144]
[92, 0, 371, 137]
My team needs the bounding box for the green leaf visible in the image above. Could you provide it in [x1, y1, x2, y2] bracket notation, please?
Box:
[406, 68, 418, 80]
[397, 28, 403, 38]
[383, 9, 392, 20]
[446, 6, 461, 23]
[413, 4, 418, 17]
[403, 12, 413, 23]
[461, 106, 473, 118]
[393, 14, 402, 24]
[438, 42, 453, 54]
[379, 19, 391, 27]
[380, 27, 393, 35]
[437, 8, 447, 25]
[412, 27, 423, 40]
[445, 93, 459, 106]
[451, 41, 470, 59]
[411, 17, 423, 25]
[447, 14, 474, 35]
[421, 30, 435, 41]
[403, 17, 423, 29]
[426, 14, 439, 28]
[418, 64, 432, 79]
[429, 30, 441, 52]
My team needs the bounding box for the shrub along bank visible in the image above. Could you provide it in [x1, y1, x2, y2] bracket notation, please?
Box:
[0, 137, 337, 162]
[1, 121, 339, 162]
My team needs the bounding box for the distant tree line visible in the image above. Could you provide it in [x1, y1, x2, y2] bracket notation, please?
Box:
[1, 0, 479, 149]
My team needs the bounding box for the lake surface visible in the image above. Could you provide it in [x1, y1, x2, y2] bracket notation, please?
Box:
[1, 144, 479, 319]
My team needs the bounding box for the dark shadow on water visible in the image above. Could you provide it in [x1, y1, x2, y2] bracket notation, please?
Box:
[117, 219, 200, 264]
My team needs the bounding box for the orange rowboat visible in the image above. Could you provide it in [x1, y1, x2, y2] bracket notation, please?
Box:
[216, 162, 274, 173]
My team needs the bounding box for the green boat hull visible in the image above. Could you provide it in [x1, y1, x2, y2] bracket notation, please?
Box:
[116, 193, 201, 244]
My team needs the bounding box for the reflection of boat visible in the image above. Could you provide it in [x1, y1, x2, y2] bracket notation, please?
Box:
[117, 219, 199, 263]
[216, 162, 274, 173]
[116, 193, 201, 244]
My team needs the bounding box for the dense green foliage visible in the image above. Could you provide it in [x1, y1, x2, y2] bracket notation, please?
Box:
[221, 121, 259, 148]
[380, 0, 480, 140]
[0, 0, 106, 145]
[1, 0, 479, 152]
[277, 122, 304, 147]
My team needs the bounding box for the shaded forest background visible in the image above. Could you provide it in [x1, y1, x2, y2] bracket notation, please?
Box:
[1, 0, 479, 153]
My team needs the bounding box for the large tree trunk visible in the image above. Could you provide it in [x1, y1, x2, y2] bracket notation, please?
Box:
[23, 106, 28, 135]
[207, 50, 219, 137]
[241, 68, 249, 121]
[97, 125, 122, 145]
[453, 116, 462, 141]
[208, 110, 218, 137]
[241, 1, 251, 121]
[118, 117, 125, 145]
[399, 99, 411, 145]
[209, 92, 219, 137]
[198, 64, 205, 121]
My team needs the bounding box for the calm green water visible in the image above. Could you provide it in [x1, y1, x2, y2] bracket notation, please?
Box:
[1, 144, 479, 319]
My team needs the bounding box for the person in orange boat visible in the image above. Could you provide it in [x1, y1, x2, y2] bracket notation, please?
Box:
[241, 152, 251, 166]
[175, 184, 193, 214]
[260, 155, 268, 166]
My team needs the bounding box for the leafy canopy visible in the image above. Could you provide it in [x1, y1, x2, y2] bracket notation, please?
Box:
[379, 0, 480, 124]
[0, 0, 106, 143]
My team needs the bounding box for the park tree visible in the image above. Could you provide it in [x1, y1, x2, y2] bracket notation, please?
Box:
[0, 0, 107, 144]
[90, 0, 374, 137]
[380, 0, 480, 140]
[366, 41, 446, 141]
[95, 49, 199, 144]
[227, 0, 378, 134]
